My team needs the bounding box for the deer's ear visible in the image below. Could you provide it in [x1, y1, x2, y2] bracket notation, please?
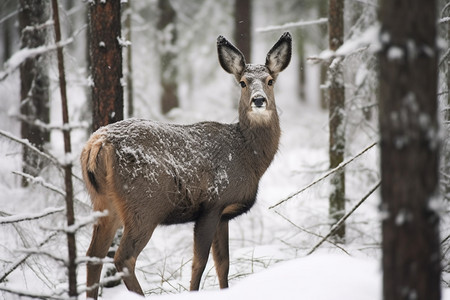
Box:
[217, 36, 246, 80]
[265, 32, 292, 77]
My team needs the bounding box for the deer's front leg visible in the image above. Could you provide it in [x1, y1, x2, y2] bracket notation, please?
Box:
[190, 212, 220, 291]
[212, 220, 229, 289]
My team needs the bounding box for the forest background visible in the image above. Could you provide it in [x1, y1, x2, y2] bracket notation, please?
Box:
[0, 0, 449, 299]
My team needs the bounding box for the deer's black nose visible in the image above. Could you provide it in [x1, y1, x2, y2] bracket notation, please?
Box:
[252, 97, 266, 108]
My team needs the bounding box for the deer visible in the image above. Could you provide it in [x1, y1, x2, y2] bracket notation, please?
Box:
[81, 32, 291, 299]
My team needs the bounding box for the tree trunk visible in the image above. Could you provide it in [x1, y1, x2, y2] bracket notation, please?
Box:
[19, 0, 50, 186]
[88, 0, 124, 289]
[51, 0, 77, 296]
[379, 1, 441, 299]
[89, 0, 124, 131]
[297, 29, 306, 101]
[318, 0, 328, 109]
[328, 0, 346, 242]
[157, 0, 179, 115]
[445, 8, 450, 201]
[234, 0, 252, 63]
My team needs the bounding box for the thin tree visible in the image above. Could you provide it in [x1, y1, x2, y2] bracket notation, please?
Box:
[123, 1, 134, 118]
[234, 0, 252, 63]
[328, 0, 346, 241]
[157, 0, 179, 114]
[379, 1, 441, 299]
[89, 0, 124, 131]
[51, 0, 77, 296]
[18, 0, 50, 186]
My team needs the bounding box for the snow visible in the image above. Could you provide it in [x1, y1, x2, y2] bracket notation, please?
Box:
[1, 1, 449, 299]
[387, 46, 403, 61]
[109, 254, 382, 300]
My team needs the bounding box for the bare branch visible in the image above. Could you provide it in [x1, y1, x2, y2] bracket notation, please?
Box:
[18, 249, 67, 265]
[269, 142, 378, 209]
[306, 181, 381, 255]
[0, 232, 58, 282]
[0, 286, 66, 300]
[0, 207, 64, 224]
[273, 211, 351, 256]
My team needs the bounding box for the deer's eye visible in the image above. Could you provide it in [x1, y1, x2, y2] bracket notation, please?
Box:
[239, 81, 246, 88]
[268, 79, 274, 86]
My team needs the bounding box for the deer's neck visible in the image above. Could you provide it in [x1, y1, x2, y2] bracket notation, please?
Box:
[238, 112, 281, 178]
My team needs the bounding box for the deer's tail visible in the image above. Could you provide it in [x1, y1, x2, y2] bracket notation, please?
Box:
[80, 128, 117, 212]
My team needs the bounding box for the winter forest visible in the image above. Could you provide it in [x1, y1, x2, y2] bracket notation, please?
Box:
[0, 0, 449, 299]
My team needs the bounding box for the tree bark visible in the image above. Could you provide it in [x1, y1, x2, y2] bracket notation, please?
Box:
[379, 1, 441, 299]
[234, 0, 252, 63]
[328, 0, 346, 242]
[157, 0, 179, 115]
[89, 0, 124, 131]
[19, 0, 50, 186]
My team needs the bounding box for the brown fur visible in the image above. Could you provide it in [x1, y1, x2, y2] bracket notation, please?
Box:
[82, 33, 291, 299]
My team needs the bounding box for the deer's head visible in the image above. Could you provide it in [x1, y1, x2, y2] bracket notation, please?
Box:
[217, 32, 292, 125]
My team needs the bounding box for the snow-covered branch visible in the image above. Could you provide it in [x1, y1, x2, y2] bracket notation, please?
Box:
[256, 18, 328, 33]
[12, 113, 89, 132]
[41, 210, 109, 234]
[308, 24, 380, 64]
[64, 210, 109, 234]
[0, 129, 59, 166]
[0, 23, 86, 81]
[81, 270, 129, 295]
[269, 142, 378, 209]
[12, 171, 90, 209]
[439, 17, 450, 24]
[0, 207, 64, 224]
[0, 38, 73, 81]
[76, 256, 114, 265]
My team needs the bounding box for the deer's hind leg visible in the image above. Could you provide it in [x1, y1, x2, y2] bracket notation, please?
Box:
[86, 207, 122, 299]
[114, 216, 157, 296]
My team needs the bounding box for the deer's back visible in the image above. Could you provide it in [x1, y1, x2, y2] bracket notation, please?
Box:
[101, 119, 258, 224]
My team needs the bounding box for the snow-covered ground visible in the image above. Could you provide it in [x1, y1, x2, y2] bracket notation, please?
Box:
[1, 2, 449, 298]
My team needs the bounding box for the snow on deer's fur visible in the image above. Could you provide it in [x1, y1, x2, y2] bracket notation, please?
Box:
[81, 32, 292, 298]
